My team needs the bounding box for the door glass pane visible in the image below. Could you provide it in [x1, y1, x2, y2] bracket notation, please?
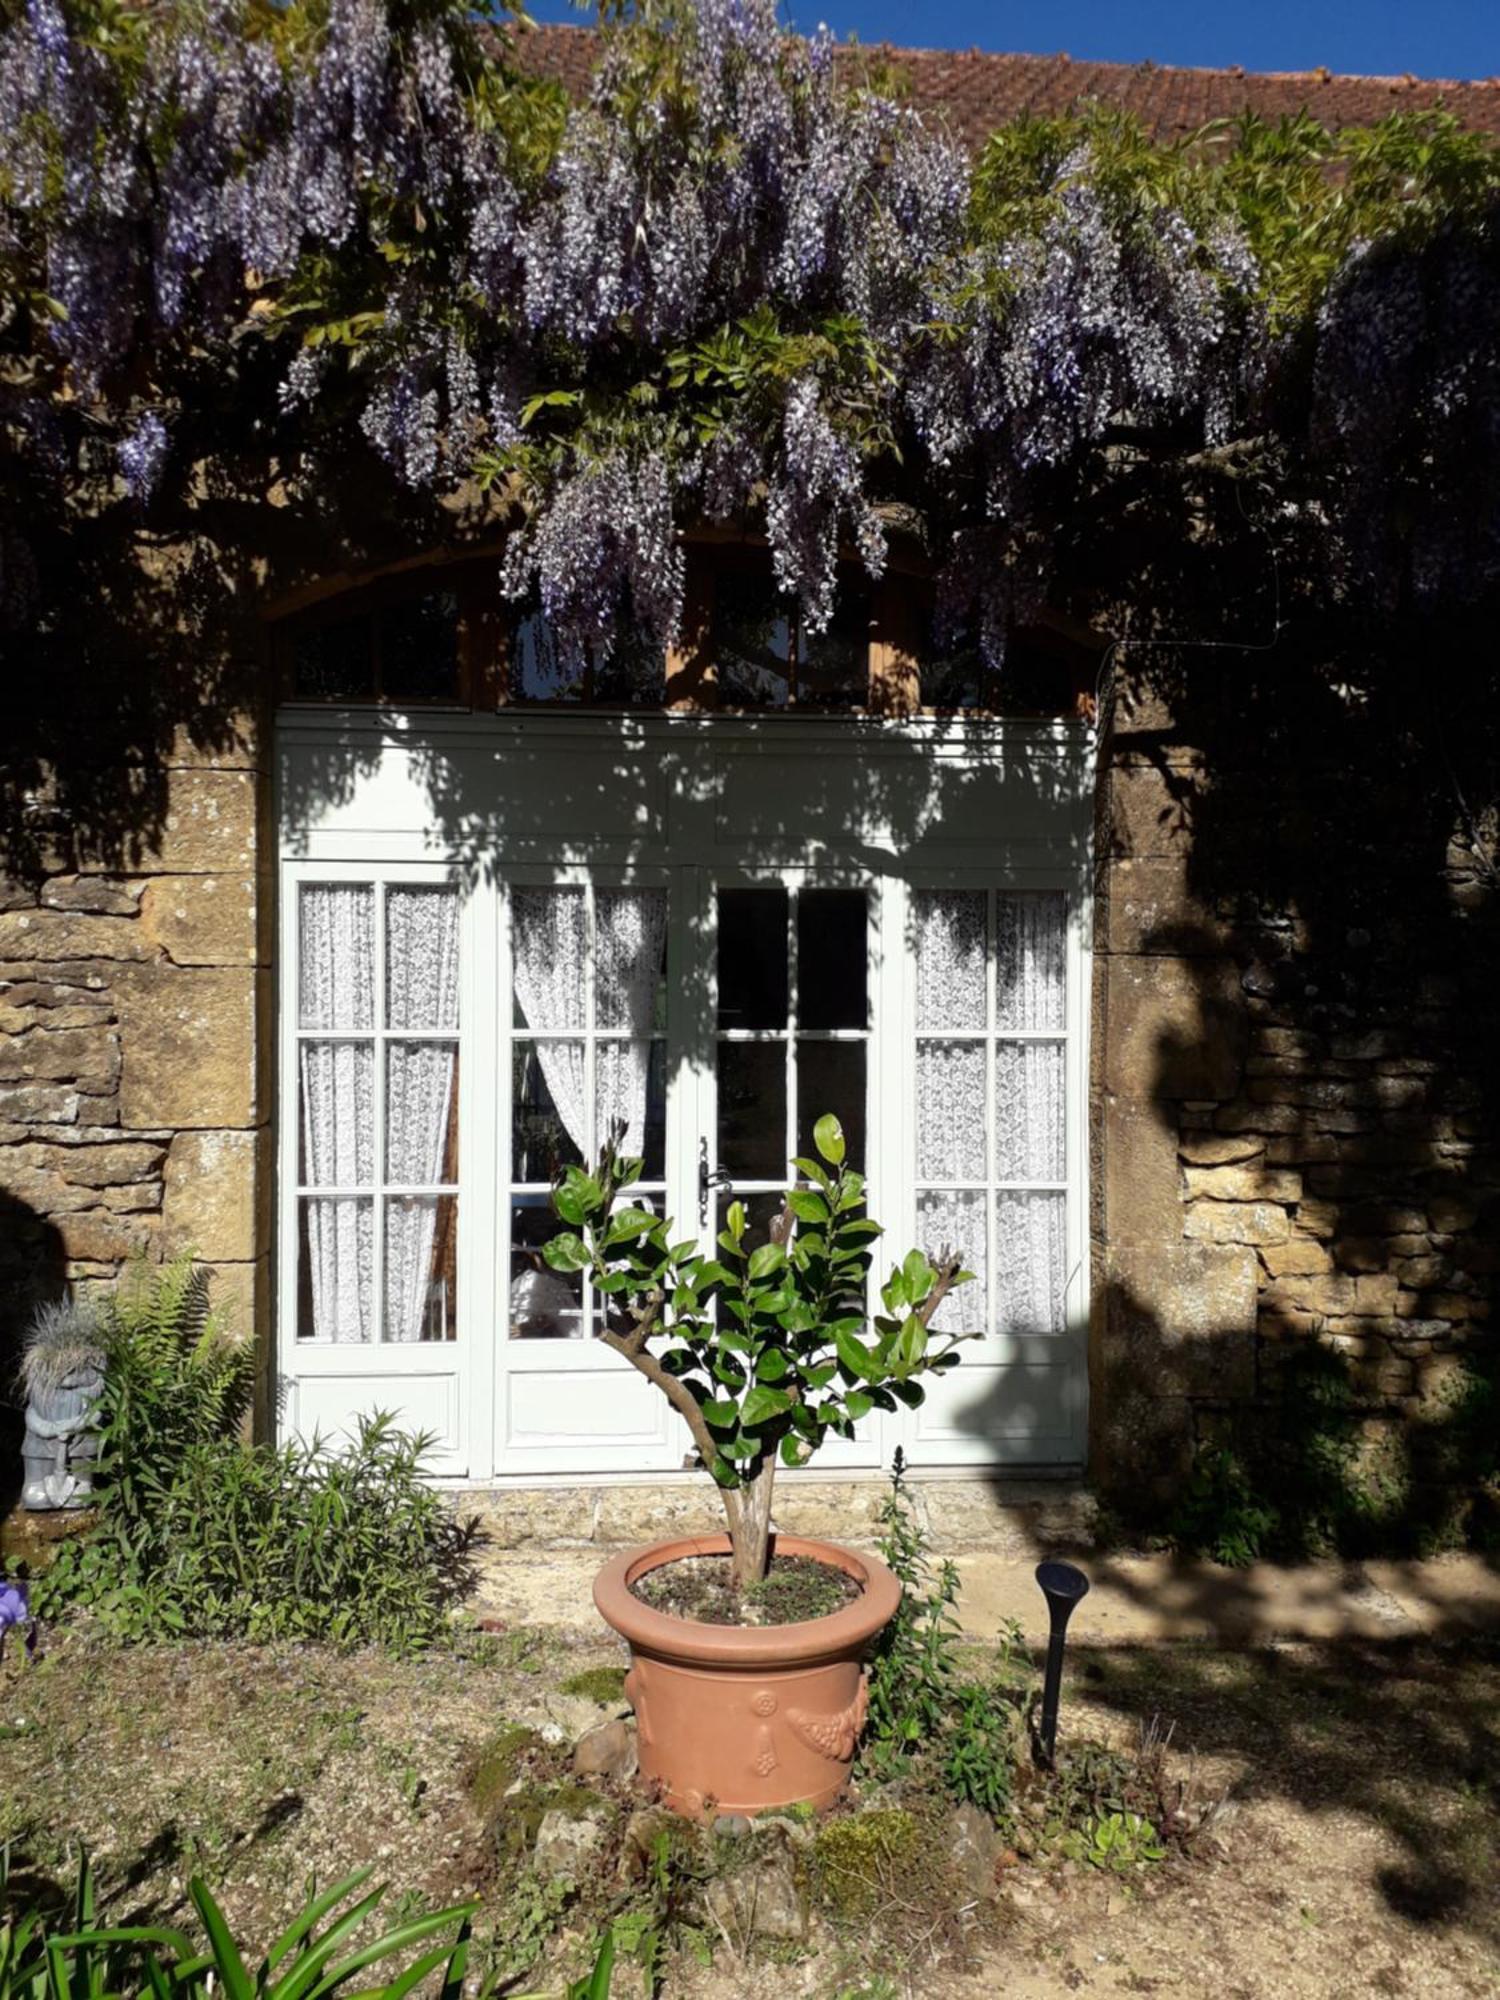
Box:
[299, 885, 374, 1028]
[916, 1041, 986, 1180]
[914, 891, 986, 1031]
[297, 1197, 373, 1342]
[717, 888, 788, 1029]
[512, 1041, 585, 1181]
[596, 890, 668, 1031]
[916, 1190, 987, 1338]
[798, 890, 868, 1030]
[994, 1043, 1064, 1181]
[798, 588, 870, 709]
[510, 1196, 584, 1338]
[387, 888, 460, 1029]
[994, 1190, 1066, 1333]
[512, 888, 586, 1028]
[796, 1040, 865, 1169]
[385, 1195, 457, 1341]
[996, 894, 1066, 1031]
[299, 1043, 374, 1185]
[291, 616, 375, 703]
[719, 1041, 786, 1178]
[386, 1042, 458, 1183]
[596, 1040, 666, 1177]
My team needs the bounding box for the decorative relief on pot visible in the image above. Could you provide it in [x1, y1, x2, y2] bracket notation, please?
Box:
[752, 1727, 778, 1777]
[751, 1689, 778, 1717]
[785, 1675, 869, 1763]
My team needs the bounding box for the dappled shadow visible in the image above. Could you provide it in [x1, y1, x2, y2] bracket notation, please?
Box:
[1072, 1636, 1500, 1954]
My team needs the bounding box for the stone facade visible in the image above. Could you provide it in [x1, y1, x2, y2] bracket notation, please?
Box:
[1093, 666, 1497, 1510]
[0, 717, 273, 1408]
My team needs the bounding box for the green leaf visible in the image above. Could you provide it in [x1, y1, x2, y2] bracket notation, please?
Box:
[551, 1183, 586, 1226]
[896, 1312, 929, 1373]
[189, 1881, 255, 2000]
[813, 1113, 845, 1165]
[833, 1328, 872, 1380]
[542, 1233, 589, 1274]
[755, 1349, 789, 1382]
[779, 1434, 812, 1467]
[787, 1189, 830, 1224]
[747, 1242, 786, 1280]
[726, 1200, 747, 1241]
[708, 1455, 742, 1489]
[740, 1384, 794, 1427]
[792, 1157, 832, 1188]
[902, 1248, 935, 1300]
[700, 1398, 738, 1430]
[605, 1207, 659, 1243]
[844, 1390, 873, 1419]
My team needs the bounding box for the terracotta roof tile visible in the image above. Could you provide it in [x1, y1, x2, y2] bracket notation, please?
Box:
[506, 22, 1500, 149]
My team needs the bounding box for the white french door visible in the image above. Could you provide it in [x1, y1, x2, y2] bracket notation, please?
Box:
[276, 714, 1092, 1481]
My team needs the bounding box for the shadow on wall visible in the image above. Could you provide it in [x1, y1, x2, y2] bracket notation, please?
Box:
[1092, 619, 1500, 1561]
[0, 1189, 67, 1518]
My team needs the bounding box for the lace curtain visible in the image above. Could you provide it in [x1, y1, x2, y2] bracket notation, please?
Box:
[512, 887, 667, 1158]
[299, 884, 458, 1344]
[384, 890, 460, 1342]
[914, 890, 1068, 1338]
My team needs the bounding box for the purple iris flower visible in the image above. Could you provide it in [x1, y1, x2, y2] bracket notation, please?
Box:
[0, 1577, 36, 1659]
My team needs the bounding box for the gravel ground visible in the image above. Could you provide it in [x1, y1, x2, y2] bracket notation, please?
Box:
[2, 1625, 1497, 1998]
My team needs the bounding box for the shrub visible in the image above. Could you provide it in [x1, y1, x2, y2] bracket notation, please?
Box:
[861, 1452, 964, 1779]
[33, 1259, 472, 1649]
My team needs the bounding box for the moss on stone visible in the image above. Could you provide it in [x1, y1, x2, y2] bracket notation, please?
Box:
[812, 1809, 920, 1918]
[558, 1666, 629, 1705]
[469, 1723, 546, 1820]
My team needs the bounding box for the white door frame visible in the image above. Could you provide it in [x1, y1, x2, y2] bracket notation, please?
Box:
[276, 710, 1095, 1483]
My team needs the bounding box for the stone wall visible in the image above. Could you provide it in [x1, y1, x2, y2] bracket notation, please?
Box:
[1093, 665, 1498, 1519]
[0, 717, 273, 1398]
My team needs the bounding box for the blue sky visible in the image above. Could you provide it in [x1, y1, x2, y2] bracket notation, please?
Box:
[523, 1, 1498, 83]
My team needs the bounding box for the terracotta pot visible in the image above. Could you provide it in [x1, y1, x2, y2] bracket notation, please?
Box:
[593, 1531, 901, 1819]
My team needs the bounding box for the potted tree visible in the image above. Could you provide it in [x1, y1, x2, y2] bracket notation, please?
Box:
[545, 1113, 975, 1818]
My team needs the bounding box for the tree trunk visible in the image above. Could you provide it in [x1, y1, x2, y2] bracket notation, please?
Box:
[728, 1460, 777, 1595]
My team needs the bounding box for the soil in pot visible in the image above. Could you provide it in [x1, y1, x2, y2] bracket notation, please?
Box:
[629, 1552, 862, 1627]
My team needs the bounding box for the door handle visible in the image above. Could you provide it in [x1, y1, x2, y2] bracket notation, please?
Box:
[698, 1136, 733, 1226]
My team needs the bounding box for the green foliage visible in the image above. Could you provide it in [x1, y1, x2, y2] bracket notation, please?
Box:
[861, 1452, 963, 1778]
[559, 1666, 630, 1705]
[0, 1849, 486, 2000]
[1056, 1810, 1167, 1873]
[941, 1673, 1025, 1823]
[543, 1116, 975, 1565]
[33, 1260, 470, 1649]
[1166, 1343, 1500, 1564]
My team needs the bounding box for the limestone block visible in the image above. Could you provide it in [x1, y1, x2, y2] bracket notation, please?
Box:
[165, 714, 260, 770]
[0, 878, 37, 912]
[1259, 1239, 1332, 1278]
[0, 1027, 119, 1092]
[1104, 858, 1234, 956]
[1262, 1272, 1357, 1315]
[144, 769, 259, 874]
[1294, 1200, 1339, 1238]
[140, 875, 258, 968]
[1353, 1272, 1401, 1314]
[1183, 1201, 1290, 1247]
[1184, 1164, 1302, 1204]
[1103, 760, 1206, 861]
[41, 878, 145, 916]
[1099, 1241, 1257, 1402]
[47, 1140, 166, 1186]
[115, 967, 262, 1128]
[0, 911, 151, 962]
[0, 1082, 79, 1123]
[1104, 955, 1247, 1103]
[0, 1002, 114, 1033]
[459, 1487, 597, 1549]
[1101, 1094, 1182, 1248]
[57, 1209, 155, 1262]
[162, 1129, 261, 1261]
[1178, 1132, 1264, 1167]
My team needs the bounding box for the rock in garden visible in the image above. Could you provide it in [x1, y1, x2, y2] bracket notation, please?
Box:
[705, 1851, 809, 1943]
[533, 1807, 609, 1881]
[945, 1801, 1002, 1899]
[571, 1716, 638, 1783]
[711, 1814, 752, 1839]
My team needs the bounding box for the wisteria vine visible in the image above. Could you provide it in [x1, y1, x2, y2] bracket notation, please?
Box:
[1, 0, 1498, 671]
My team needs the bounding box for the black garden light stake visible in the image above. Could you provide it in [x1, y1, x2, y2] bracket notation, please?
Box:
[1034, 1559, 1090, 1768]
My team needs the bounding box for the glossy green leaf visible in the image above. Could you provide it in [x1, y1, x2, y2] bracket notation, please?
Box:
[740, 1384, 794, 1426]
[813, 1113, 845, 1165]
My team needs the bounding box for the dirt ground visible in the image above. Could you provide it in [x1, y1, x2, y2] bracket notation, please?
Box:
[2, 1624, 1497, 1999]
